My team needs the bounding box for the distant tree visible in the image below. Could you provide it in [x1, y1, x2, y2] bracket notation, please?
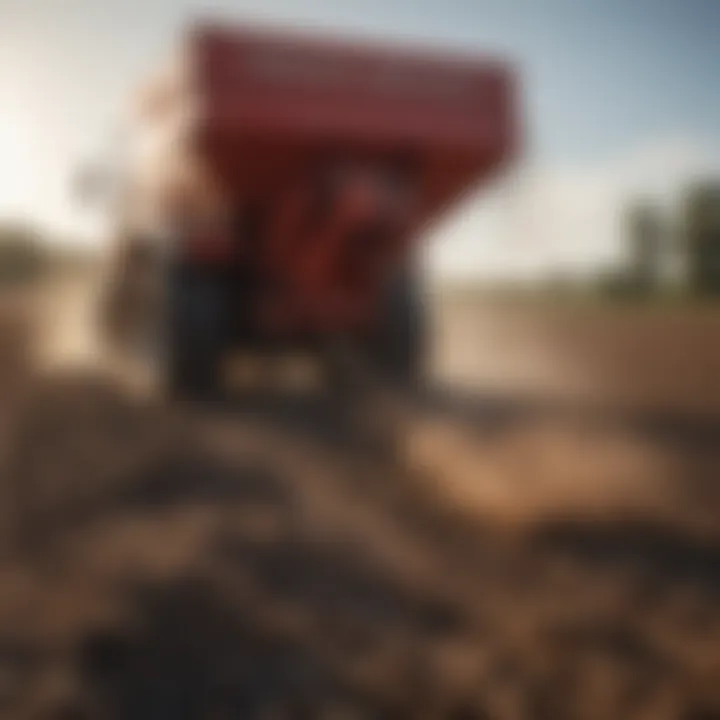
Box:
[625, 200, 665, 294]
[682, 182, 720, 296]
[0, 223, 45, 285]
[595, 267, 636, 299]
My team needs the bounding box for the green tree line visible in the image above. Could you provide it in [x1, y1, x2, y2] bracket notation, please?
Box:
[603, 180, 720, 298]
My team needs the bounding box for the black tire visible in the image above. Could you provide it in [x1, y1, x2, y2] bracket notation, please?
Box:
[165, 266, 228, 400]
[370, 267, 426, 386]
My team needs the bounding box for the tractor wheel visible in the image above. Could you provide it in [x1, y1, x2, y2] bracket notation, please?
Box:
[164, 267, 229, 401]
[370, 267, 426, 387]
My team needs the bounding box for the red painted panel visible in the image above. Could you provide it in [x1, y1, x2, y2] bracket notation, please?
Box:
[188, 24, 517, 202]
[169, 24, 519, 334]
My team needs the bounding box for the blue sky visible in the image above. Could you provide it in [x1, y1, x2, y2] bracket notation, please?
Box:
[1, 0, 719, 276]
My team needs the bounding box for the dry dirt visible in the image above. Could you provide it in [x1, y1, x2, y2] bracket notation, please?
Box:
[0, 280, 719, 719]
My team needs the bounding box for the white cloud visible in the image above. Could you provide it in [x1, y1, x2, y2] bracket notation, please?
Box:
[429, 135, 720, 281]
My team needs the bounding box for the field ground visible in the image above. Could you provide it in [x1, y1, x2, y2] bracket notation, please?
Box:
[432, 292, 720, 417]
[0, 280, 719, 718]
